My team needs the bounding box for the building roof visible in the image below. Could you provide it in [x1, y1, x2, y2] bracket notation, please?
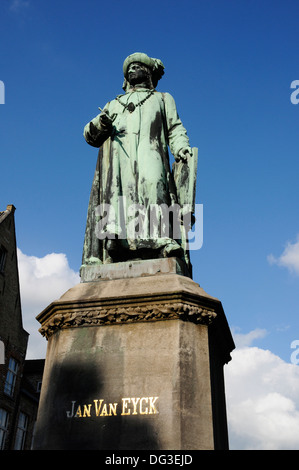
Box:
[0, 205, 16, 224]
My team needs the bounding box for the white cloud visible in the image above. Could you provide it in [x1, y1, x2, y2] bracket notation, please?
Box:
[17, 248, 80, 359]
[225, 341, 299, 449]
[232, 328, 268, 348]
[268, 235, 299, 275]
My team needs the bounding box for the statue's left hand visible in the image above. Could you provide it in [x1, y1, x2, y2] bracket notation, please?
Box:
[175, 148, 192, 163]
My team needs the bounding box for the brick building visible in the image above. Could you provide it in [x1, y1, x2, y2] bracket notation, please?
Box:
[0, 205, 44, 450]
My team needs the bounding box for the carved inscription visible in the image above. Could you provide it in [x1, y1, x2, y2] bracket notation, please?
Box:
[66, 397, 159, 418]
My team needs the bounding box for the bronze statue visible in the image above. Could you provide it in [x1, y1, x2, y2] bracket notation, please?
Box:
[82, 52, 197, 271]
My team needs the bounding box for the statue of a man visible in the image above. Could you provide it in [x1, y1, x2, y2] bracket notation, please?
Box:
[82, 52, 196, 268]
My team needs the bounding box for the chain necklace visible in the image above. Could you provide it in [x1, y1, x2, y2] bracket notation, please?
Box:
[116, 90, 155, 113]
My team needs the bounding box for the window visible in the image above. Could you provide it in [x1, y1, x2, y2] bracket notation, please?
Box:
[0, 409, 9, 450]
[14, 412, 28, 450]
[4, 357, 19, 396]
[0, 246, 7, 273]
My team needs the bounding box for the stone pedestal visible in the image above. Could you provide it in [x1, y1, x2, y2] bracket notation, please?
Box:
[33, 259, 234, 450]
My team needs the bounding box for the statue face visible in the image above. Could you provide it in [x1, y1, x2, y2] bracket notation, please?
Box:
[127, 62, 149, 86]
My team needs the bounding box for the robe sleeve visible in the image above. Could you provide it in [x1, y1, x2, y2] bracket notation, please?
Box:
[162, 93, 191, 157]
[83, 102, 112, 148]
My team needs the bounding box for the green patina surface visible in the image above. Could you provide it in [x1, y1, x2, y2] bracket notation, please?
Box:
[82, 52, 197, 271]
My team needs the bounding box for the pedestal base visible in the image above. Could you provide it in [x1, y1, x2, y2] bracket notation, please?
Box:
[33, 262, 234, 450]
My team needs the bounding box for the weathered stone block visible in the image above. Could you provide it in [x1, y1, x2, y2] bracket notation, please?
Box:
[33, 270, 234, 450]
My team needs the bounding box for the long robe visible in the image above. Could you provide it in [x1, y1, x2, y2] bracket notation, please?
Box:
[82, 88, 191, 265]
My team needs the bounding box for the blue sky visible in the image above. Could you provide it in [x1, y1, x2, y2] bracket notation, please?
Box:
[1, 0, 299, 449]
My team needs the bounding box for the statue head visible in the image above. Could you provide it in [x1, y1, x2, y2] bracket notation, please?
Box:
[122, 52, 164, 91]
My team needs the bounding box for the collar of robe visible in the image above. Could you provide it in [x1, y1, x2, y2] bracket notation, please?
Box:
[115, 89, 155, 113]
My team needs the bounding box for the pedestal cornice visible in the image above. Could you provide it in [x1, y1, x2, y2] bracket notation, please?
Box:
[36, 273, 235, 364]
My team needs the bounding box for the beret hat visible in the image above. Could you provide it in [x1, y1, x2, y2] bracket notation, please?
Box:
[123, 52, 164, 83]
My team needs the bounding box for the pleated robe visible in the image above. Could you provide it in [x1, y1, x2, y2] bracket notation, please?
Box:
[82, 88, 191, 265]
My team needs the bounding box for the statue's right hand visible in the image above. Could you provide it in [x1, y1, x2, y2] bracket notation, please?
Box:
[99, 112, 114, 131]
